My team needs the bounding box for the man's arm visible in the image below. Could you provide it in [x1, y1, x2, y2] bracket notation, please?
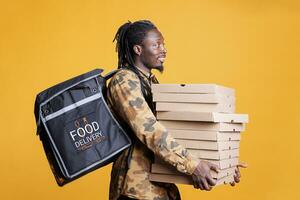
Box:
[108, 69, 198, 175]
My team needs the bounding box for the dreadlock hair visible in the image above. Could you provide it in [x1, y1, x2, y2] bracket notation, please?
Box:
[113, 20, 158, 112]
[113, 20, 157, 69]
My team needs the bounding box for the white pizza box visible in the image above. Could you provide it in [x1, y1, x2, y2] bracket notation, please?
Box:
[157, 111, 249, 123]
[155, 157, 238, 170]
[160, 120, 245, 132]
[175, 139, 240, 151]
[149, 173, 234, 185]
[156, 102, 235, 113]
[153, 93, 235, 104]
[151, 84, 235, 96]
[151, 164, 236, 179]
[169, 129, 241, 141]
[186, 149, 239, 160]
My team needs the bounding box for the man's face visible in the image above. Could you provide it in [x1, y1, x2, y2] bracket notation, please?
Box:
[139, 29, 167, 72]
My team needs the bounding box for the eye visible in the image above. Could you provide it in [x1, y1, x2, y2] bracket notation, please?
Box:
[152, 43, 159, 48]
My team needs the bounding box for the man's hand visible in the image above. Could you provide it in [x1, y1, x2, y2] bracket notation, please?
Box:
[230, 162, 248, 186]
[191, 160, 220, 191]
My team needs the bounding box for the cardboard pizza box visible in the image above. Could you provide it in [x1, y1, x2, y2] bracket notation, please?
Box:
[160, 120, 245, 132]
[155, 157, 238, 170]
[169, 129, 241, 141]
[149, 173, 234, 185]
[186, 149, 239, 160]
[157, 111, 249, 123]
[175, 139, 239, 150]
[151, 164, 236, 179]
[156, 102, 235, 113]
[153, 93, 235, 104]
[151, 84, 235, 96]
[209, 157, 239, 169]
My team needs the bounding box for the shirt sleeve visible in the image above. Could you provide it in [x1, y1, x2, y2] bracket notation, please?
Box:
[108, 69, 199, 175]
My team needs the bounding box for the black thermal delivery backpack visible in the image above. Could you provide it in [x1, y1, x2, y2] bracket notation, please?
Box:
[34, 68, 131, 186]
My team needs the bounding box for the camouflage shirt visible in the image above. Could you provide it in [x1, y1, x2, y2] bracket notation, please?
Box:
[107, 68, 199, 200]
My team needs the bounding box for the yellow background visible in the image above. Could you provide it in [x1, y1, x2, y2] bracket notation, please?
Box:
[1, 0, 300, 199]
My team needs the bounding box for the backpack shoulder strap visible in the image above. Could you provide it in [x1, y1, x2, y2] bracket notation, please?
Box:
[104, 69, 119, 80]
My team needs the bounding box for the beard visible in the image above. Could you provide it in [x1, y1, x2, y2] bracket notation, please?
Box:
[153, 64, 164, 73]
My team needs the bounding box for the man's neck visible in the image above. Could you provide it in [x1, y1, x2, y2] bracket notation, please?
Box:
[134, 60, 151, 77]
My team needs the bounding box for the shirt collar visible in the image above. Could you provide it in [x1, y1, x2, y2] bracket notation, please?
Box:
[136, 66, 152, 80]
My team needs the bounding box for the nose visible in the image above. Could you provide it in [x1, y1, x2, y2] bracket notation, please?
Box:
[160, 44, 167, 54]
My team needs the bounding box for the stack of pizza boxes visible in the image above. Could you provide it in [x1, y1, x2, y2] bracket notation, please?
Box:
[149, 84, 248, 186]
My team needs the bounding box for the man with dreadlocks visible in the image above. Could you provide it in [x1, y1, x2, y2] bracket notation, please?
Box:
[106, 20, 242, 200]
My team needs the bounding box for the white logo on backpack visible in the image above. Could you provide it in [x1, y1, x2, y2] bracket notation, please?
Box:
[69, 119, 105, 151]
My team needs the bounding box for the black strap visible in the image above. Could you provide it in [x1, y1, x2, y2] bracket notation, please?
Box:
[104, 69, 119, 80]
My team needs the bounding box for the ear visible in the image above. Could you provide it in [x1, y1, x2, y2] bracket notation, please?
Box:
[133, 45, 143, 56]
